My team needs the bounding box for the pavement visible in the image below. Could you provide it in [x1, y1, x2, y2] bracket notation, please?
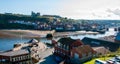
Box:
[36, 48, 58, 64]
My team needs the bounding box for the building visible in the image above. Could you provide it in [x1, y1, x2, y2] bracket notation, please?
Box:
[82, 37, 120, 52]
[71, 45, 95, 64]
[115, 32, 120, 42]
[0, 49, 32, 64]
[92, 46, 110, 55]
[42, 15, 61, 18]
[54, 37, 83, 59]
[31, 11, 40, 17]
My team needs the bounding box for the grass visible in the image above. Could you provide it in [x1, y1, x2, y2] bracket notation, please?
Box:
[84, 57, 112, 64]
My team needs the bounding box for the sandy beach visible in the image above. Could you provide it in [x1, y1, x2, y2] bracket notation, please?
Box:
[0, 30, 55, 38]
[0, 30, 99, 38]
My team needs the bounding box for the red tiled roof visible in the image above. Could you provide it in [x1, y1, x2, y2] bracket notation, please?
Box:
[92, 46, 110, 54]
[74, 45, 94, 55]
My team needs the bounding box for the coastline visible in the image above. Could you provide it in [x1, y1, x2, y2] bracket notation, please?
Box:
[54, 31, 99, 37]
[0, 30, 99, 38]
[0, 30, 55, 38]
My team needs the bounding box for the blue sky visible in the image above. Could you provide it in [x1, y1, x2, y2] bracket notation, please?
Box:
[0, 0, 120, 19]
[0, 0, 62, 15]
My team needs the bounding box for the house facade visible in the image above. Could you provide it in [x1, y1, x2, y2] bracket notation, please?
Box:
[54, 37, 83, 59]
[0, 49, 32, 64]
[70, 45, 96, 64]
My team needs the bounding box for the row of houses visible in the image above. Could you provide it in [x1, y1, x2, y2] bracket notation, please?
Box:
[8, 19, 110, 32]
[9, 20, 37, 26]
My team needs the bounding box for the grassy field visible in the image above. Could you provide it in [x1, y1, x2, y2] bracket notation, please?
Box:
[84, 57, 112, 64]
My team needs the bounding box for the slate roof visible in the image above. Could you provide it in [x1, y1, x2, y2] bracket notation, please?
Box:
[82, 37, 120, 52]
[75, 45, 94, 55]
[0, 49, 29, 57]
[58, 37, 76, 45]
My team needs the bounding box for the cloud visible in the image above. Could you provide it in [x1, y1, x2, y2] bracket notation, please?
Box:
[91, 8, 120, 20]
[106, 8, 120, 17]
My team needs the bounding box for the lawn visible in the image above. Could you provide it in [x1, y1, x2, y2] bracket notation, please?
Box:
[84, 57, 112, 64]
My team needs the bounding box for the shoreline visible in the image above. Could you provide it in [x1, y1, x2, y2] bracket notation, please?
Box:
[54, 31, 99, 37]
[0, 30, 99, 38]
[0, 30, 55, 38]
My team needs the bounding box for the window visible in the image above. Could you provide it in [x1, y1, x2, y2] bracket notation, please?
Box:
[15, 57, 17, 61]
[63, 45, 66, 49]
[13, 58, 15, 61]
[18, 57, 21, 61]
[1, 59, 6, 62]
[60, 50, 62, 53]
[58, 42, 60, 46]
[60, 44, 63, 48]
[74, 53, 79, 59]
[22, 56, 25, 60]
[91, 41, 100, 45]
[66, 46, 69, 50]
[27, 55, 30, 59]
[89, 52, 91, 56]
[20, 56, 23, 60]
[82, 53, 86, 57]
[58, 50, 59, 53]
[17, 57, 19, 61]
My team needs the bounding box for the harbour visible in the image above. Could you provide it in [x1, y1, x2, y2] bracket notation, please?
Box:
[0, 28, 117, 51]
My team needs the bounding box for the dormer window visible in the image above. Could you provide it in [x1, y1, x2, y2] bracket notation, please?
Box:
[58, 42, 60, 46]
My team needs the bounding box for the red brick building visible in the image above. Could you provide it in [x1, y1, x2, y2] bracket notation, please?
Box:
[54, 37, 83, 58]
[0, 49, 32, 64]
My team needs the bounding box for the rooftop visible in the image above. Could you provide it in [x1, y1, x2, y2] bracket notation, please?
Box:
[28, 39, 39, 43]
[0, 49, 29, 56]
[58, 37, 76, 45]
[99, 35, 116, 42]
[92, 46, 110, 54]
[115, 32, 120, 41]
[75, 45, 94, 54]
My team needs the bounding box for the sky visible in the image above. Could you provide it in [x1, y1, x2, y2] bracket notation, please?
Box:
[0, 0, 120, 20]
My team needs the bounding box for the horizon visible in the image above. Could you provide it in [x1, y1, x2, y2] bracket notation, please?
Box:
[0, 0, 120, 20]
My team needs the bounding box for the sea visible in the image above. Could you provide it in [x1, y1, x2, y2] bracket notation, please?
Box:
[0, 28, 117, 51]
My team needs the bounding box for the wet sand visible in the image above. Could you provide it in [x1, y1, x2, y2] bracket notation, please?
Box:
[0, 30, 99, 38]
[0, 30, 55, 38]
